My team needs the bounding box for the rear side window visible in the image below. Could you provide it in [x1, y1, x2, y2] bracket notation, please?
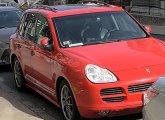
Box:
[24, 13, 37, 41]
[19, 13, 37, 41]
[19, 14, 26, 37]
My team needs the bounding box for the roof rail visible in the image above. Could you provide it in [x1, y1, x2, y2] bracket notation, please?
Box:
[77, 0, 111, 6]
[30, 5, 57, 12]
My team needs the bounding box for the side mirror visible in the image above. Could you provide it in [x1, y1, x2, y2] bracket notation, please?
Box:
[144, 25, 152, 33]
[40, 37, 54, 51]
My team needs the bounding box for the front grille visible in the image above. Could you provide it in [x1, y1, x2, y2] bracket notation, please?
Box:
[100, 87, 123, 96]
[128, 83, 153, 93]
[102, 96, 125, 102]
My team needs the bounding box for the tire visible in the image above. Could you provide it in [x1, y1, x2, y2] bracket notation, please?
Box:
[1, 49, 10, 64]
[2, 54, 10, 64]
[13, 57, 25, 91]
[59, 81, 80, 120]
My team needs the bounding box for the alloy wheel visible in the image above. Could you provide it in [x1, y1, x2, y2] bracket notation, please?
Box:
[61, 85, 73, 120]
[14, 60, 23, 88]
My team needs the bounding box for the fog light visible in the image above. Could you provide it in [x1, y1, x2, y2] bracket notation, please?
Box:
[98, 110, 109, 117]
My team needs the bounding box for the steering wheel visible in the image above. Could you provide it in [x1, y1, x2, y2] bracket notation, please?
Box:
[103, 28, 117, 40]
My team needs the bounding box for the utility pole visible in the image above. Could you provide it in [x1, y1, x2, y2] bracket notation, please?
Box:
[149, 0, 151, 15]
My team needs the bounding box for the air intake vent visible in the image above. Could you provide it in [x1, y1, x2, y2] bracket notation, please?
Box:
[100, 88, 123, 96]
[128, 83, 153, 93]
[102, 96, 125, 102]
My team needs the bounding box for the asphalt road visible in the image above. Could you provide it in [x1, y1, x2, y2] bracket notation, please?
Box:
[1, 34, 164, 120]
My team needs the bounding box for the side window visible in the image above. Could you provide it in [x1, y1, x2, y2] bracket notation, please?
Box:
[19, 14, 26, 37]
[24, 13, 37, 41]
[35, 15, 52, 46]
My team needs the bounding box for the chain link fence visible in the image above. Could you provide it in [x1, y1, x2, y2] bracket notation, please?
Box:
[23, 0, 165, 16]
[78, 0, 165, 16]
[105, 0, 165, 16]
[129, 0, 165, 16]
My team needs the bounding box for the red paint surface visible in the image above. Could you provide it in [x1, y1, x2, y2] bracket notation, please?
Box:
[9, 5, 165, 118]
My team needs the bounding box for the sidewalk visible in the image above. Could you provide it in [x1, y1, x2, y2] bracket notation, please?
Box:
[0, 97, 42, 120]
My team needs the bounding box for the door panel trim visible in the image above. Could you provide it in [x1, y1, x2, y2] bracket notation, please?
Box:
[25, 74, 56, 96]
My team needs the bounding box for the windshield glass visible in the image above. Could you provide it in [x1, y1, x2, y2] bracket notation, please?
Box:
[53, 11, 147, 48]
[0, 10, 22, 28]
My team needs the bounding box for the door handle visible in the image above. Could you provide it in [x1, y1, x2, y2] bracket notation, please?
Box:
[16, 44, 21, 49]
[31, 50, 35, 56]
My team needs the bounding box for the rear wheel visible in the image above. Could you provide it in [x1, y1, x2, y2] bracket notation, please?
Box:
[13, 57, 25, 91]
[3, 55, 10, 63]
[1, 49, 10, 64]
[59, 81, 80, 120]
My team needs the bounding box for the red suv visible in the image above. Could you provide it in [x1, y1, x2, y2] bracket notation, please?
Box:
[10, 2, 165, 120]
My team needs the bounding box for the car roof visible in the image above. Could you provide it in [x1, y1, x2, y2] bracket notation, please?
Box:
[0, 6, 20, 11]
[27, 4, 123, 18]
[50, 4, 110, 11]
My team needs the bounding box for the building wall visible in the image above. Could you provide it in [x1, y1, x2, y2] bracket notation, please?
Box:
[18, 0, 27, 5]
[0, 0, 12, 2]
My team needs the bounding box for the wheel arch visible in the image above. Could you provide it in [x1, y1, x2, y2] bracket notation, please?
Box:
[56, 76, 80, 120]
[56, 76, 76, 103]
[56, 76, 66, 102]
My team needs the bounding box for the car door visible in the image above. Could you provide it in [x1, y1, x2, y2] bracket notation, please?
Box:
[30, 14, 55, 95]
[16, 13, 37, 75]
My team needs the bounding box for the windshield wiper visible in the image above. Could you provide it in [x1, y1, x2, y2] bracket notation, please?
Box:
[0, 27, 11, 29]
[83, 41, 105, 46]
[105, 39, 122, 43]
[82, 39, 122, 46]
[0, 26, 16, 29]
[0, 27, 5, 29]
[66, 39, 122, 47]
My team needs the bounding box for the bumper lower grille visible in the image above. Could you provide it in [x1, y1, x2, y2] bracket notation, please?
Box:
[100, 87, 123, 95]
[102, 96, 125, 102]
[128, 82, 153, 93]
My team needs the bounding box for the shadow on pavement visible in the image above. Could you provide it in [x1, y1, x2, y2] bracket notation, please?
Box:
[0, 65, 12, 72]
[0, 65, 64, 120]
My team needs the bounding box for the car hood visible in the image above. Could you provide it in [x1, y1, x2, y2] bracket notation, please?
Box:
[63, 37, 165, 71]
[0, 27, 17, 43]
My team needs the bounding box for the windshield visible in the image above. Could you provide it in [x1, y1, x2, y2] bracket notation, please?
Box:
[53, 11, 147, 48]
[0, 10, 22, 28]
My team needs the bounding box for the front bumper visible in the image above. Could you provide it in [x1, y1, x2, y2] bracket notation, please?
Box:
[79, 101, 142, 118]
[76, 85, 145, 118]
[71, 64, 165, 118]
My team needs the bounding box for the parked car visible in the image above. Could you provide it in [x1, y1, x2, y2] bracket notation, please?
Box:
[143, 77, 165, 120]
[0, 3, 7, 6]
[0, 6, 22, 65]
[9, 1, 165, 120]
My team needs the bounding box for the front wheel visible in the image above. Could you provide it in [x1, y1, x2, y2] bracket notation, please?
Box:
[13, 57, 25, 91]
[59, 81, 80, 120]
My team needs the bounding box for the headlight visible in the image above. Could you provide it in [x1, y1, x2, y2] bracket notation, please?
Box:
[85, 64, 117, 83]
